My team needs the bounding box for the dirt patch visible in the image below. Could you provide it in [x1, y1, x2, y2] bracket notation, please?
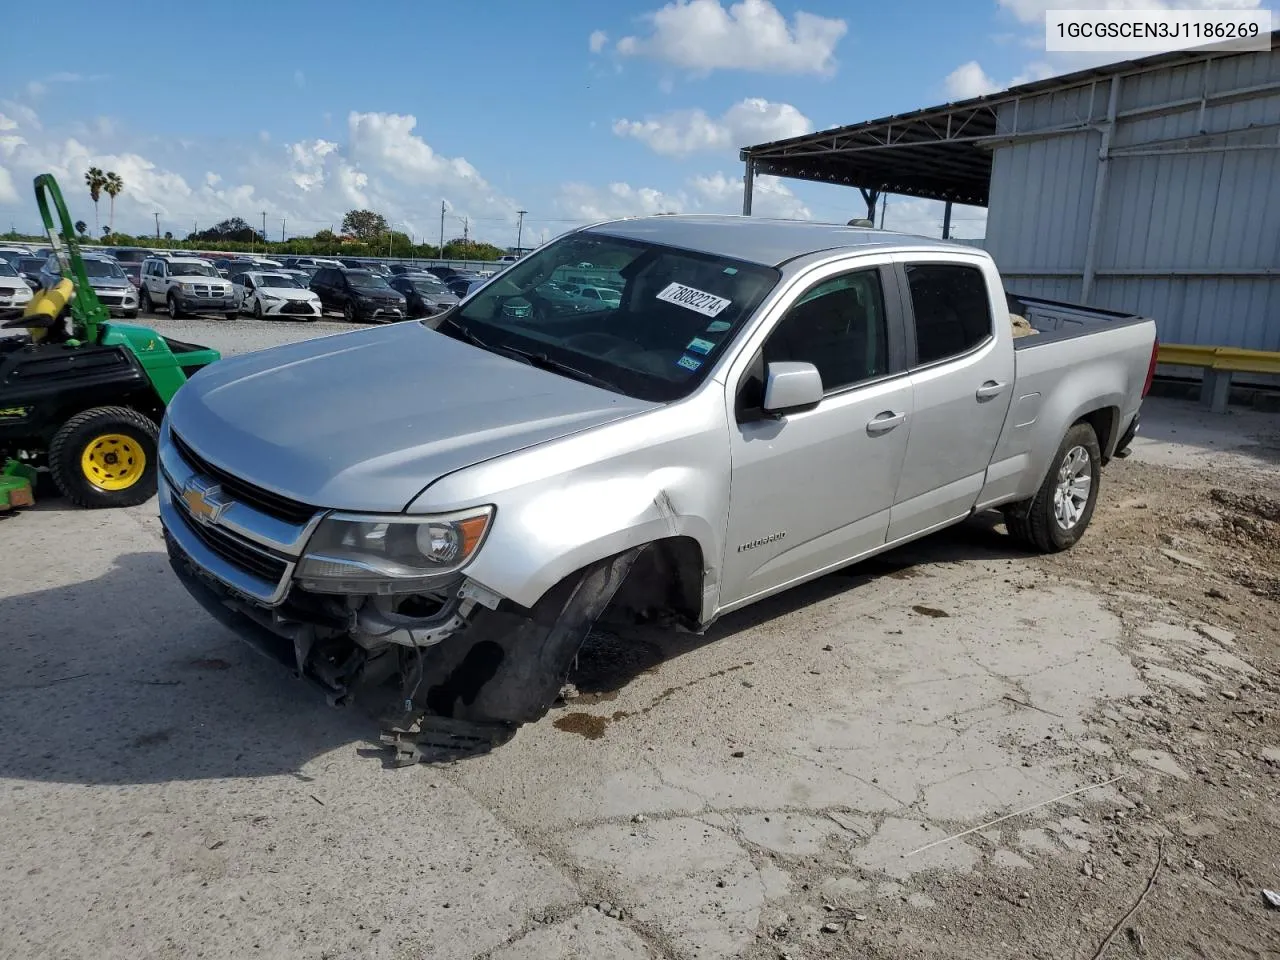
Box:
[553, 712, 610, 740]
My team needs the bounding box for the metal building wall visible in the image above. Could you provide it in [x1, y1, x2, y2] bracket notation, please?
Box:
[984, 46, 1280, 353]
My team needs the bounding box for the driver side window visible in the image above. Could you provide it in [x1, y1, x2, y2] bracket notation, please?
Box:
[763, 268, 888, 394]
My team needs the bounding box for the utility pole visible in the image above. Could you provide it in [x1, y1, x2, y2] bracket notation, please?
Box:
[462, 216, 469, 247]
[281, 218, 286, 243]
[439, 200, 446, 261]
[515, 209, 527, 253]
[154, 213, 160, 241]
[260, 212, 267, 249]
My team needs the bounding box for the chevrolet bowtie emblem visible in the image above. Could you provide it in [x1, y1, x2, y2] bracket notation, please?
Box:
[181, 478, 229, 524]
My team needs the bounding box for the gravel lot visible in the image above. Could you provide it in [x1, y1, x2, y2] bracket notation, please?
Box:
[2, 315, 1278, 959]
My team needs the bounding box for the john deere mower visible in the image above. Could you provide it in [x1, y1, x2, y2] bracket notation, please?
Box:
[0, 174, 220, 509]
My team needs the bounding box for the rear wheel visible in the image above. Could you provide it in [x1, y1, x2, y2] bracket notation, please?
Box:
[225, 311, 239, 321]
[253, 300, 263, 320]
[49, 406, 159, 508]
[167, 293, 182, 319]
[1004, 422, 1101, 553]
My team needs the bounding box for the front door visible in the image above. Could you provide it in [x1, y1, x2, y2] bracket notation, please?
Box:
[720, 263, 913, 611]
[886, 258, 1016, 543]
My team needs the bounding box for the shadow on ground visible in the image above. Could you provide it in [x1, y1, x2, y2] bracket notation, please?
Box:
[0, 512, 1026, 786]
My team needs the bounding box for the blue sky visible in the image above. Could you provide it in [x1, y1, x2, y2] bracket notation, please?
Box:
[0, 0, 1256, 246]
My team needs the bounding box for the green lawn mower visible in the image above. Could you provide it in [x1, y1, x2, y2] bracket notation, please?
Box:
[0, 174, 220, 510]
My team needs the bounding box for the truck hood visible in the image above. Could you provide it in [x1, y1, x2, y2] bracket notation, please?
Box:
[166, 321, 657, 513]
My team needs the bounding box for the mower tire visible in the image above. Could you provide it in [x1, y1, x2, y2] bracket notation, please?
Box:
[49, 406, 160, 508]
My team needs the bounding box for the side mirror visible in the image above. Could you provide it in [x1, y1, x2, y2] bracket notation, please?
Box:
[762, 361, 823, 415]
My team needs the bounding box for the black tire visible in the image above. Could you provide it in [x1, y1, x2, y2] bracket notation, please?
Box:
[139, 287, 153, 313]
[123, 310, 138, 320]
[342, 300, 356, 323]
[167, 293, 182, 319]
[1004, 422, 1101, 553]
[252, 300, 263, 320]
[225, 312, 239, 322]
[48, 406, 160, 508]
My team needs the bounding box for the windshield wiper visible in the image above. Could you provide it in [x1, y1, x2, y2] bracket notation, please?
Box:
[500, 347, 621, 392]
[435, 316, 619, 392]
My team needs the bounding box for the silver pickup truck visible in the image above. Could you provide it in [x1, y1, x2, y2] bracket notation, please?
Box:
[159, 217, 1158, 759]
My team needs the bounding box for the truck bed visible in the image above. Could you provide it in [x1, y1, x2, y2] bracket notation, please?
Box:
[1010, 293, 1153, 349]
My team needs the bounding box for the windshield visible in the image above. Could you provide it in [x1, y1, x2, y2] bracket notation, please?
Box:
[121, 263, 141, 278]
[347, 270, 390, 289]
[0, 260, 16, 277]
[258, 274, 301, 289]
[439, 232, 779, 402]
[19, 258, 45, 273]
[170, 261, 219, 278]
[83, 259, 127, 279]
[411, 277, 449, 294]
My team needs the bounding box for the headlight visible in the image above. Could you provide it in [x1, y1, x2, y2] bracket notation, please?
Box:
[260, 293, 280, 302]
[179, 281, 195, 291]
[295, 506, 493, 594]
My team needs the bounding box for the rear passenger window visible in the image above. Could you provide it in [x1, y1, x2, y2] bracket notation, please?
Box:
[905, 264, 992, 366]
[764, 268, 887, 393]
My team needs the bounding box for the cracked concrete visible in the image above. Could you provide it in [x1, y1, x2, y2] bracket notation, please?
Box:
[1, 368, 1273, 959]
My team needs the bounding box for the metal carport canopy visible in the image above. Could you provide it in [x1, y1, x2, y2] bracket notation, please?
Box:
[737, 35, 1280, 214]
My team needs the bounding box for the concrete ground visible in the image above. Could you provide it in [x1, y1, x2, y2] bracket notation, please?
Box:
[2, 315, 1278, 959]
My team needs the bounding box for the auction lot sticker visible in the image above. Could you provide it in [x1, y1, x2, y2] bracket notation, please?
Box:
[656, 282, 732, 318]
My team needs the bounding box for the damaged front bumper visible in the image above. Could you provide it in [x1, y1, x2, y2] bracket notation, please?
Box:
[157, 429, 637, 759]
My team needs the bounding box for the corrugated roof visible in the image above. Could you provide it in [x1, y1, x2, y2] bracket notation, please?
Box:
[740, 31, 1280, 207]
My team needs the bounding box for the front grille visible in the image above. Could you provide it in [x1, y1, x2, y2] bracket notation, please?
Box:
[98, 292, 124, 305]
[185, 284, 229, 298]
[171, 431, 317, 525]
[281, 300, 316, 315]
[172, 502, 289, 584]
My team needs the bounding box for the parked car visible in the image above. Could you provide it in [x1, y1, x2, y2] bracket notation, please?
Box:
[158, 216, 1158, 749]
[424, 265, 463, 281]
[388, 273, 460, 318]
[120, 262, 142, 289]
[573, 284, 621, 308]
[233, 271, 323, 320]
[104, 246, 152, 267]
[273, 267, 315, 286]
[139, 255, 237, 319]
[39, 252, 140, 318]
[0, 246, 35, 265]
[0, 258, 34, 317]
[15, 257, 46, 290]
[282, 257, 341, 270]
[309, 266, 406, 322]
[445, 273, 483, 297]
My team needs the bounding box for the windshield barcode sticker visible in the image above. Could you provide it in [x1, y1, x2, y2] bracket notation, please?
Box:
[656, 282, 731, 318]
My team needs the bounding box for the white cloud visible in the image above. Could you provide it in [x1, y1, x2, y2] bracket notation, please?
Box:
[945, 61, 1001, 99]
[0, 165, 16, 205]
[557, 181, 687, 222]
[613, 97, 810, 157]
[691, 171, 811, 219]
[881, 196, 988, 239]
[616, 0, 847, 76]
[588, 29, 609, 53]
[294, 69, 306, 89]
[0, 114, 17, 132]
[0, 107, 523, 244]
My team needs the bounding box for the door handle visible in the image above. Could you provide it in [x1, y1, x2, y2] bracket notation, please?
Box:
[976, 380, 1006, 401]
[866, 411, 906, 435]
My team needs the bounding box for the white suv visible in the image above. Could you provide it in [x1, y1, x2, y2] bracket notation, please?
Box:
[139, 256, 238, 319]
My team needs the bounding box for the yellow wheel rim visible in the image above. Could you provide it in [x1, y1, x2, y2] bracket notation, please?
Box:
[80, 433, 147, 491]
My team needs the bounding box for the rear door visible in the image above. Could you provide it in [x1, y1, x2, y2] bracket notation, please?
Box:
[885, 257, 1015, 543]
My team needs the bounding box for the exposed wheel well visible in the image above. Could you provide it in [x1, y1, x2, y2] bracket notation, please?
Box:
[602, 536, 705, 629]
[1075, 406, 1119, 463]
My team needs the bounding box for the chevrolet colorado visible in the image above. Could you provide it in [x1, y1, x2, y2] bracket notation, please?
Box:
[158, 216, 1158, 760]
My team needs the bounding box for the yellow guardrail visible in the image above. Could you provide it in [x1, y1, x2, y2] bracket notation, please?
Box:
[1159, 343, 1280, 374]
[1158, 342, 1280, 413]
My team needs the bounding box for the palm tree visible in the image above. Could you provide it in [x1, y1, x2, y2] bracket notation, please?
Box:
[103, 171, 124, 235]
[74, 220, 87, 238]
[84, 167, 106, 236]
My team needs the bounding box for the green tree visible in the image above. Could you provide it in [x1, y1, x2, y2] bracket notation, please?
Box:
[74, 219, 87, 238]
[84, 166, 106, 236]
[164, 231, 173, 241]
[341, 209, 387, 242]
[103, 171, 124, 234]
